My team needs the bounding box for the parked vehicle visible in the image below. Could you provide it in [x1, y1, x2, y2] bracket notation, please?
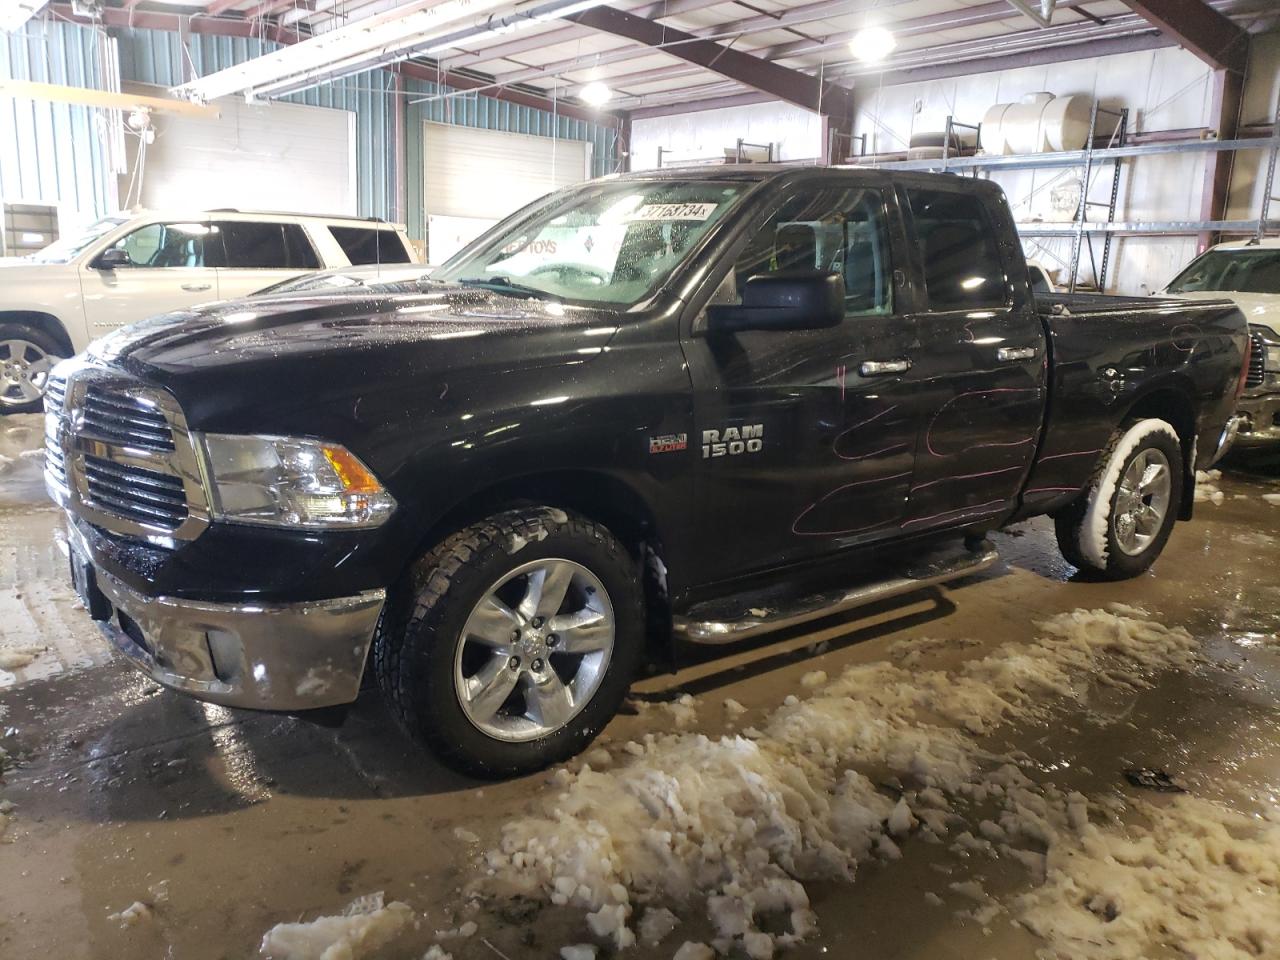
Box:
[1026, 258, 1058, 295]
[0, 210, 416, 413]
[46, 167, 1247, 776]
[1162, 237, 1279, 446]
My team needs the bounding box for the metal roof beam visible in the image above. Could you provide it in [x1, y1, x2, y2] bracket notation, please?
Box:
[1119, 0, 1248, 71]
[566, 5, 854, 118]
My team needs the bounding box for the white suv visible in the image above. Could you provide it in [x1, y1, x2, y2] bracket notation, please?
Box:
[0, 210, 416, 413]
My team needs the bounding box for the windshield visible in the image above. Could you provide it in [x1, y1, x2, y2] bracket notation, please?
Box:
[1166, 248, 1280, 295]
[28, 217, 127, 264]
[433, 180, 746, 306]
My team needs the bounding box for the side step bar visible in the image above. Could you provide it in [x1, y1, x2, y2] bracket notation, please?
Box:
[672, 540, 1000, 645]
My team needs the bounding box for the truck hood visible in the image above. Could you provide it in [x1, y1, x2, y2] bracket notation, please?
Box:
[92, 283, 624, 371]
[1163, 290, 1280, 337]
[82, 283, 631, 433]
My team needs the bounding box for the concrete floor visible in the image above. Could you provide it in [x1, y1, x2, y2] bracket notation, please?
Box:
[2, 412, 1279, 960]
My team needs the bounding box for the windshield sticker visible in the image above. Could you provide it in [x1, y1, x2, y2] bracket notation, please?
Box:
[628, 203, 719, 222]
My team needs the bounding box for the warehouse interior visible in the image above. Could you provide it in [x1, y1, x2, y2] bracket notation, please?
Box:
[2, 0, 1280, 958]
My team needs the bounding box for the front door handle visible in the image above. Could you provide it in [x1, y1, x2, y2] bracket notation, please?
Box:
[181, 283, 212, 292]
[860, 358, 912, 376]
[997, 346, 1037, 362]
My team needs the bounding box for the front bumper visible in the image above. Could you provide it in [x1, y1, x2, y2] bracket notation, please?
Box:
[66, 521, 385, 711]
[1233, 391, 1280, 446]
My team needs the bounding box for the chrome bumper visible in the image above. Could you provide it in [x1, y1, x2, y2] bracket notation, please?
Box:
[66, 524, 385, 711]
[1233, 392, 1280, 446]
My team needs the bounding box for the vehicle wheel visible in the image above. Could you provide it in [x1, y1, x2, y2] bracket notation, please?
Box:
[374, 507, 642, 777]
[0, 324, 64, 414]
[1053, 418, 1183, 580]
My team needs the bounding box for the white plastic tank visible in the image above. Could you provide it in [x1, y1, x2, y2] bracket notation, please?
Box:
[980, 93, 1095, 155]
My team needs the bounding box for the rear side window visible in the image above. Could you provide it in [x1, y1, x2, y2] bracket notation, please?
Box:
[906, 189, 1008, 310]
[213, 221, 321, 269]
[329, 226, 412, 265]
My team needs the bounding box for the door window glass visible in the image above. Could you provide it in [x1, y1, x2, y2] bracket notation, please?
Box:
[111, 222, 208, 268]
[214, 221, 321, 269]
[728, 185, 893, 316]
[905, 188, 1009, 310]
[329, 226, 412, 265]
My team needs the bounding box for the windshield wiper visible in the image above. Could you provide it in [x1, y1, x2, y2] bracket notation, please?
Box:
[456, 276, 558, 301]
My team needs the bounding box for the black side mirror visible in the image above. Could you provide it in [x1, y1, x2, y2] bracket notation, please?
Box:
[707, 271, 844, 334]
[94, 247, 133, 270]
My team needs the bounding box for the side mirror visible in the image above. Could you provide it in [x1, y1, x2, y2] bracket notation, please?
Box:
[707, 270, 845, 334]
[93, 247, 133, 270]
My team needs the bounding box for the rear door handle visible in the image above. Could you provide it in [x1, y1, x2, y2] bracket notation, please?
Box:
[860, 358, 912, 376]
[181, 283, 212, 292]
[996, 346, 1037, 362]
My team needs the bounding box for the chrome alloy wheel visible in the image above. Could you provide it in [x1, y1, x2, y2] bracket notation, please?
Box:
[0, 338, 53, 408]
[1113, 447, 1172, 556]
[453, 558, 615, 742]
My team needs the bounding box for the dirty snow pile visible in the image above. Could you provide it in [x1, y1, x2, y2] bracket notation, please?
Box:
[1016, 793, 1280, 959]
[483, 607, 1223, 957]
[259, 892, 412, 960]
[1194, 469, 1225, 505]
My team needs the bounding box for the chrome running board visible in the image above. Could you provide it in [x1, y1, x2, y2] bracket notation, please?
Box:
[672, 540, 1000, 645]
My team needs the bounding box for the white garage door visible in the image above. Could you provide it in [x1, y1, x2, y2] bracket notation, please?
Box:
[424, 122, 590, 263]
[129, 90, 356, 216]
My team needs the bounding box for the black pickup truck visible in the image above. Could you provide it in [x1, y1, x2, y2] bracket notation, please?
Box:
[45, 167, 1247, 775]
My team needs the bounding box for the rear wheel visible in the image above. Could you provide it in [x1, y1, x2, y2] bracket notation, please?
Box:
[374, 507, 642, 777]
[0, 324, 63, 414]
[1053, 418, 1183, 580]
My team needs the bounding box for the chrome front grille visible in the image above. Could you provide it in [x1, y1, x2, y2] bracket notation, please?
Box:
[83, 455, 189, 528]
[81, 386, 175, 451]
[1246, 330, 1266, 389]
[44, 364, 209, 542]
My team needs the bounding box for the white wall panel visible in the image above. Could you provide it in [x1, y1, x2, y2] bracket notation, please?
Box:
[1227, 32, 1280, 223]
[631, 101, 822, 170]
[123, 86, 357, 215]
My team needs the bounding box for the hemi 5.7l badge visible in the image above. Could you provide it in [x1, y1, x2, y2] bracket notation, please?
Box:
[649, 433, 688, 454]
[703, 424, 763, 458]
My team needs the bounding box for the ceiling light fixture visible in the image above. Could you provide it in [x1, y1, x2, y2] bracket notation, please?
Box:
[579, 81, 613, 107]
[849, 26, 896, 64]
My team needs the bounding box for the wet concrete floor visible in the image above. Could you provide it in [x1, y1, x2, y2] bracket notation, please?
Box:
[1, 414, 1278, 960]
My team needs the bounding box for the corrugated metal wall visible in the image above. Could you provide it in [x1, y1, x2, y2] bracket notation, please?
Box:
[117, 26, 617, 242]
[2, 20, 617, 243]
[0, 21, 116, 228]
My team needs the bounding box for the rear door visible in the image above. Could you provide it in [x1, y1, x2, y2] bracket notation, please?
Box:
[683, 176, 921, 585]
[209, 220, 324, 298]
[77, 220, 218, 337]
[899, 183, 1046, 532]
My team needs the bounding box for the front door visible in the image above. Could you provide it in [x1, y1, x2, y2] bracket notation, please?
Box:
[899, 185, 1046, 533]
[684, 179, 921, 586]
[78, 221, 218, 338]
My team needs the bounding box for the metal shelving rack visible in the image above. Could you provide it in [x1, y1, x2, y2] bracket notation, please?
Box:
[857, 113, 1280, 290]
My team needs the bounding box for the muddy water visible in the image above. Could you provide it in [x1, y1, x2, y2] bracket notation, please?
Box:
[1, 425, 1278, 960]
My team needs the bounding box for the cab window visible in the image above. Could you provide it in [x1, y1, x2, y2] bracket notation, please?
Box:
[729, 185, 894, 317]
[110, 222, 209, 268]
[906, 188, 1009, 310]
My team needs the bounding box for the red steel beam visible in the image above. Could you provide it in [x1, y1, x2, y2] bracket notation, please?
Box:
[566, 5, 854, 121]
[1119, 0, 1248, 71]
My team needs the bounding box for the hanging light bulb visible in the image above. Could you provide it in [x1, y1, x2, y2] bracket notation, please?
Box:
[849, 26, 896, 64]
[579, 81, 613, 106]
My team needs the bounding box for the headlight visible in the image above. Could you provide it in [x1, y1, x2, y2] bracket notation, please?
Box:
[200, 434, 396, 529]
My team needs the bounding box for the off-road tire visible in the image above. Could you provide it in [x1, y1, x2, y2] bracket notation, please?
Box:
[373, 507, 642, 777]
[1053, 418, 1183, 580]
[0, 323, 65, 415]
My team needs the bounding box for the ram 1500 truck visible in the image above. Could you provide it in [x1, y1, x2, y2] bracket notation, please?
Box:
[45, 167, 1248, 776]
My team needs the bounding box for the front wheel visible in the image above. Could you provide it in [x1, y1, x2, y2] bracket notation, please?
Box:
[0, 324, 64, 414]
[374, 507, 642, 777]
[1053, 418, 1183, 580]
